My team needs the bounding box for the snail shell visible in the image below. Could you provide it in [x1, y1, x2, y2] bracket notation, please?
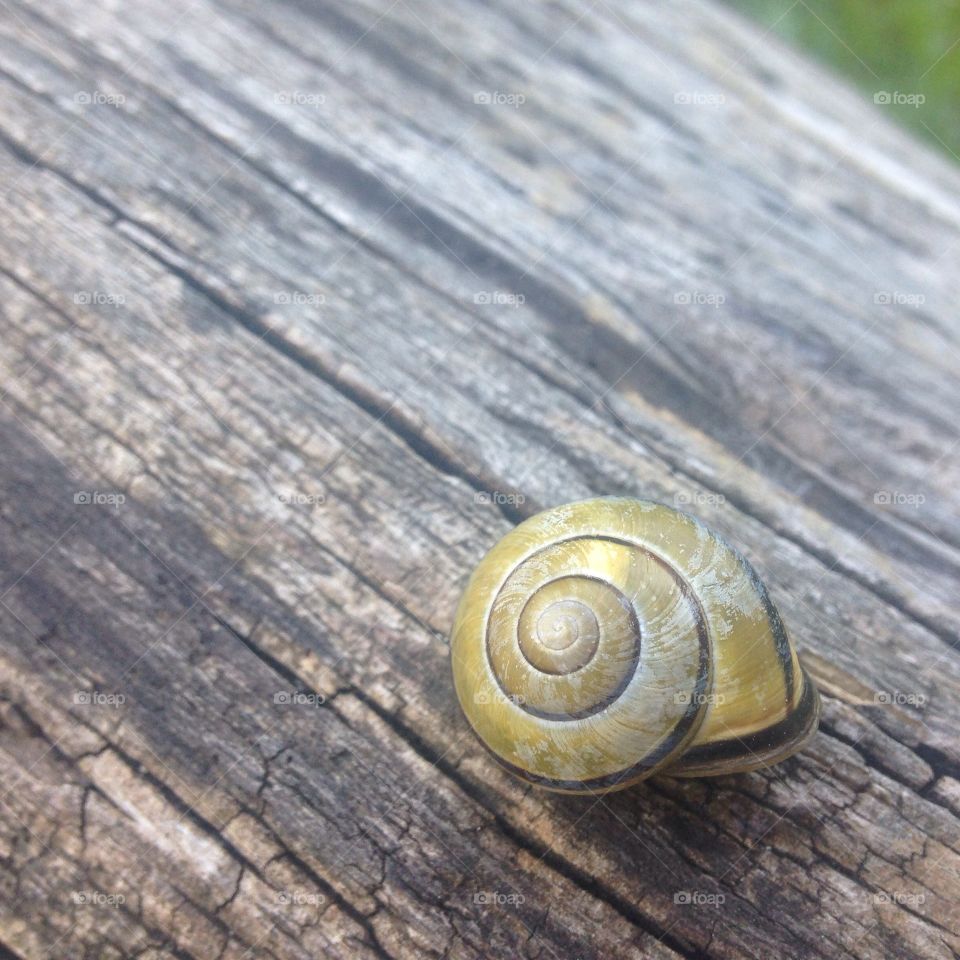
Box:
[450, 497, 819, 794]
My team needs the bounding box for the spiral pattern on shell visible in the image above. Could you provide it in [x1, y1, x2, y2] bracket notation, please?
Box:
[451, 498, 820, 794]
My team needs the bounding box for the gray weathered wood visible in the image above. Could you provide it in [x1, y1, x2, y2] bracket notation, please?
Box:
[0, 0, 958, 957]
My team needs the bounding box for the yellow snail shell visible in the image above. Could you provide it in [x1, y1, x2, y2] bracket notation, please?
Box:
[450, 497, 820, 794]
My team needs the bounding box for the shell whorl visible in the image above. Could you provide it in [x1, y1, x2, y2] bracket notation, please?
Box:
[451, 498, 820, 794]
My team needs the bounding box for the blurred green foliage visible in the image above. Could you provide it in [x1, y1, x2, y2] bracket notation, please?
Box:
[726, 0, 960, 160]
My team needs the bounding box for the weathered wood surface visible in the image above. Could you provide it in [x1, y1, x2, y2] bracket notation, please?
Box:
[0, 0, 958, 957]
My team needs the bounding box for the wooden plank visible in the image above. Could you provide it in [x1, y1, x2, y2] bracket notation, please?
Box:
[0, 0, 958, 957]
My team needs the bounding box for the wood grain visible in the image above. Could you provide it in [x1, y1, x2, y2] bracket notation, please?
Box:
[0, 0, 958, 957]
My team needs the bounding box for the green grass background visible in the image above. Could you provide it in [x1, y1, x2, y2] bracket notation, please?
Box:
[726, 0, 960, 160]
